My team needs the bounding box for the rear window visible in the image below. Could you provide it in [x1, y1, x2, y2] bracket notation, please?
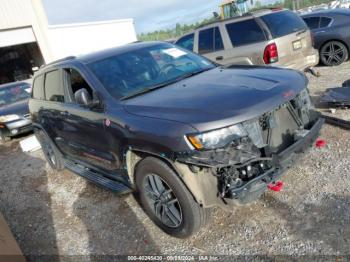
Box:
[176, 34, 194, 51]
[261, 10, 307, 38]
[44, 70, 64, 102]
[303, 17, 320, 29]
[320, 17, 332, 28]
[225, 19, 266, 46]
[33, 75, 45, 100]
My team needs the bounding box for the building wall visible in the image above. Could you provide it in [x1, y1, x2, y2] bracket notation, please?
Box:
[45, 20, 137, 61]
[0, 0, 137, 63]
[0, 0, 33, 30]
[30, 0, 137, 63]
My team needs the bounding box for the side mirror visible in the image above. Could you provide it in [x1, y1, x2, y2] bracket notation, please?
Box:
[74, 88, 103, 110]
[75, 88, 92, 106]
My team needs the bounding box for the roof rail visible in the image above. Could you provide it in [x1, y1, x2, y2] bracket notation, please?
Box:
[195, 13, 253, 29]
[41, 56, 76, 68]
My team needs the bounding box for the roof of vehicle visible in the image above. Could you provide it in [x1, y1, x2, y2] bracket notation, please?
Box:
[0, 81, 30, 89]
[37, 41, 166, 71]
[301, 8, 350, 17]
[175, 8, 287, 40]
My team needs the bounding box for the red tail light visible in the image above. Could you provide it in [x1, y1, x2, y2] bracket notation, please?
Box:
[263, 43, 279, 64]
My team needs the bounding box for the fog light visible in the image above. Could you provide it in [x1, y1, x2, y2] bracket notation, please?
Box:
[11, 129, 18, 135]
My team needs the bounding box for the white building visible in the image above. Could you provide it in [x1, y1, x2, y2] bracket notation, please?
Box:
[0, 0, 137, 84]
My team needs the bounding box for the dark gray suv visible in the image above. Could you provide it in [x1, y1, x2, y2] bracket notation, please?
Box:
[29, 42, 324, 238]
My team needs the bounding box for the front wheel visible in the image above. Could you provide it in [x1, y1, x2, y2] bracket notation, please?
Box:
[135, 157, 210, 238]
[320, 41, 349, 66]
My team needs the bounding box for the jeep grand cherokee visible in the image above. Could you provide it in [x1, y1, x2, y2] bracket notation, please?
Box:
[29, 42, 324, 238]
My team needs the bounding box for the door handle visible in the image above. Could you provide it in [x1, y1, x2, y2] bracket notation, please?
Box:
[60, 111, 70, 116]
[216, 56, 224, 61]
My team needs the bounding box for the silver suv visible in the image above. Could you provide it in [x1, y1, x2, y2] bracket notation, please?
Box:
[175, 9, 319, 71]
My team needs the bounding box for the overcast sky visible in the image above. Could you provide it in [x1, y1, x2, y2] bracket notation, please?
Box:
[42, 0, 223, 33]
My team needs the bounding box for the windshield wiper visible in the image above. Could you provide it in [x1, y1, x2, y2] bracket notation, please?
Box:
[120, 68, 213, 101]
[120, 79, 180, 101]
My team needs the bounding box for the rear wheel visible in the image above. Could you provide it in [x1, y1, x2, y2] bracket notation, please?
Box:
[36, 130, 64, 170]
[320, 41, 348, 66]
[135, 157, 210, 238]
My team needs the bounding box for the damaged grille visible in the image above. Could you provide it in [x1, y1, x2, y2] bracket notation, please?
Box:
[244, 90, 312, 155]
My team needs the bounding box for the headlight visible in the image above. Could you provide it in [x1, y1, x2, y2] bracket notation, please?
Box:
[0, 114, 20, 123]
[186, 124, 247, 150]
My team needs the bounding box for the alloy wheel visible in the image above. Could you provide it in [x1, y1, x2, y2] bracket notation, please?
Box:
[143, 174, 183, 228]
[321, 42, 347, 66]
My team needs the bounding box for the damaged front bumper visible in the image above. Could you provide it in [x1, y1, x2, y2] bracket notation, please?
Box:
[224, 117, 324, 205]
[226, 118, 325, 203]
[175, 117, 324, 208]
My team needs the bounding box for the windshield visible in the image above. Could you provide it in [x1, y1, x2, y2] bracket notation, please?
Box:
[0, 83, 31, 107]
[89, 43, 215, 99]
[261, 10, 307, 38]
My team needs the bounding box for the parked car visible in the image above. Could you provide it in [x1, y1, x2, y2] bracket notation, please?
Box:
[29, 42, 324, 238]
[0, 81, 32, 141]
[175, 9, 319, 71]
[301, 9, 350, 66]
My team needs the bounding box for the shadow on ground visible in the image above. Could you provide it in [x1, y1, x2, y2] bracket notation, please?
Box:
[262, 194, 350, 254]
[0, 140, 159, 260]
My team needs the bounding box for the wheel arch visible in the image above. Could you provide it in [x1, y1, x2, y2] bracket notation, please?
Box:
[32, 123, 64, 156]
[125, 149, 220, 208]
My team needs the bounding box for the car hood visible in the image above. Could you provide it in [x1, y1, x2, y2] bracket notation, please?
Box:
[0, 99, 29, 117]
[123, 66, 307, 131]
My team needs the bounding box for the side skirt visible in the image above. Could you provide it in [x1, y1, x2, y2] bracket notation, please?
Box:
[64, 159, 133, 194]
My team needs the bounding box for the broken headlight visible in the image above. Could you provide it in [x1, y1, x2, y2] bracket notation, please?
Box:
[186, 124, 247, 150]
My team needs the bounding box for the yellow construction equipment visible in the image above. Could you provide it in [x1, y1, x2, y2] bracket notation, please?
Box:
[219, 0, 249, 19]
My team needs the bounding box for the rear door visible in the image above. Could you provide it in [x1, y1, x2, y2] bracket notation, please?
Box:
[259, 10, 313, 68]
[196, 26, 227, 64]
[222, 18, 268, 65]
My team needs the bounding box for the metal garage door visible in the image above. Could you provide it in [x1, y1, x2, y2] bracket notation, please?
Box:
[0, 27, 36, 48]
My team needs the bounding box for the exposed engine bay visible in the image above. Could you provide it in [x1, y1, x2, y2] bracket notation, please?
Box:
[177, 89, 323, 203]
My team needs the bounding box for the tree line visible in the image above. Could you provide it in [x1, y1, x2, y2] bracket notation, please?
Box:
[138, 0, 335, 42]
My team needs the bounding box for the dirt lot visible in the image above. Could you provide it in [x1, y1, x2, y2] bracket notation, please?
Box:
[0, 63, 350, 259]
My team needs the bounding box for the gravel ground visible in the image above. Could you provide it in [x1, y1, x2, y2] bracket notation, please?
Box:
[0, 64, 350, 259]
[308, 61, 350, 120]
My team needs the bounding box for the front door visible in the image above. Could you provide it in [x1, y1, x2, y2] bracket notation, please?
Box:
[56, 68, 119, 171]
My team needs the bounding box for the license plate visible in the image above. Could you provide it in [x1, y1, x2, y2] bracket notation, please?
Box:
[293, 40, 302, 50]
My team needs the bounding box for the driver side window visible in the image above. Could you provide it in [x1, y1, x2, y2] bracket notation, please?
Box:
[65, 68, 93, 103]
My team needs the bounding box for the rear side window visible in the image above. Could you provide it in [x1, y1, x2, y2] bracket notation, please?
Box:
[320, 17, 332, 28]
[32, 75, 45, 100]
[44, 70, 64, 102]
[176, 34, 194, 51]
[198, 27, 224, 54]
[303, 17, 320, 29]
[225, 19, 266, 46]
[261, 10, 307, 38]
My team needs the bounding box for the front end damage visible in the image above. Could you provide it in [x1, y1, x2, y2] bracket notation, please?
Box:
[176, 89, 324, 208]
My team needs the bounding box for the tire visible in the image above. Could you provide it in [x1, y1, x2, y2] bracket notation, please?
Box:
[0, 131, 10, 142]
[35, 130, 64, 171]
[320, 41, 349, 66]
[135, 157, 210, 238]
